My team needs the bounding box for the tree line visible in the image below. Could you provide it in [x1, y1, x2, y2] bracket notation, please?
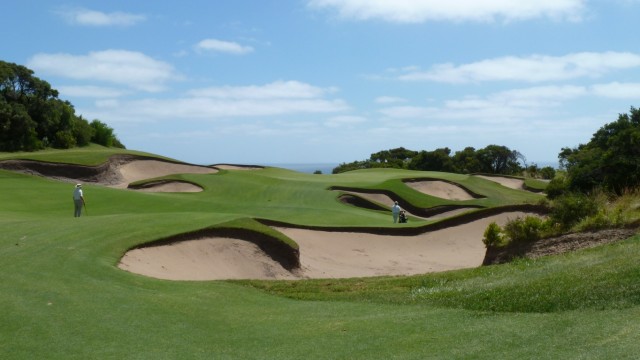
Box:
[0, 60, 124, 152]
[332, 144, 555, 178]
[334, 106, 640, 197]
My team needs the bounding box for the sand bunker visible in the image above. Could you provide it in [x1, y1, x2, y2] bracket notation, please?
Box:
[119, 211, 534, 280]
[132, 181, 203, 193]
[112, 160, 217, 189]
[343, 191, 396, 208]
[119, 238, 298, 280]
[475, 175, 524, 190]
[405, 180, 476, 200]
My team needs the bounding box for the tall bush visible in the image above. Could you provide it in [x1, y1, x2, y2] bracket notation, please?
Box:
[549, 192, 601, 231]
[503, 216, 544, 244]
[482, 222, 503, 247]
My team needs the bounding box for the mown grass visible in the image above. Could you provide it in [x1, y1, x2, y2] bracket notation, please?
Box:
[241, 235, 640, 313]
[1, 147, 639, 359]
[0, 143, 169, 165]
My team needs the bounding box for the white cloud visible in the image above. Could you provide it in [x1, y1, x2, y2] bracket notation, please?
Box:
[590, 82, 640, 99]
[378, 105, 438, 119]
[195, 39, 254, 55]
[375, 96, 408, 104]
[58, 8, 146, 26]
[379, 84, 590, 123]
[188, 81, 335, 99]
[80, 81, 348, 123]
[324, 115, 367, 128]
[27, 50, 178, 92]
[57, 85, 128, 98]
[397, 52, 640, 83]
[308, 0, 586, 23]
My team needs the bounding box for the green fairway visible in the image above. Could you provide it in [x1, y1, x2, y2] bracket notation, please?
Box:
[1, 147, 638, 359]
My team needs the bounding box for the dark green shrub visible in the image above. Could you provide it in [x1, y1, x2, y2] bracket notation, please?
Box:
[549, 192, 601, 231]
[545, 176, 569, 199]
[539, 166, 556, 180]
[503, 216, 544, 244]
[482, 222, 503, 247]
[52, 130, 76, 149]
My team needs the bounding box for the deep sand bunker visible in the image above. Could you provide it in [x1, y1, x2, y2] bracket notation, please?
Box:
[405, 180, 476, 200]
[113, 160, 217, 189]
[474, 175, 524, 190]
[131, 181, 203, 193]
[118, 211, 534, 280]
[0, 156, 217, 191]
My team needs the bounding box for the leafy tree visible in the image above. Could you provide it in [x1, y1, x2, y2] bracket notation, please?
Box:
[0, 100, 38, 151]
[0, 60, 125, 151]
[90, 119, 125, 148]
[73, 115, 94, 146]
[539, 166, 556, 180]
[408, 147, 454, 172]
[559, 107, 640, 194]
[370, 147, 417, 169]
[476, 145, 523, 175]
[451, 147, 483, 173]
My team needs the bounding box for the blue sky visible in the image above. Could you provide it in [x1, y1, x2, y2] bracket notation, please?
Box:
[5, 0, 640, 166]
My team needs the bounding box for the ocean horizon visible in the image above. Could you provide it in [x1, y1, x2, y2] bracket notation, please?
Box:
[264, 160, 559, 175]
[266, 163, 339, 174]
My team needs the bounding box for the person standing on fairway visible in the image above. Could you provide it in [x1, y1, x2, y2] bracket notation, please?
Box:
[73, 184, 85, 217]
[391, 201, 401, 223]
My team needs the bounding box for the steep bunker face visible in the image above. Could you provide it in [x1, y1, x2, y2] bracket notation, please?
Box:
[404, 180, 478, 201]
[119, 237, 299, 281]
[474, 175, 525, 190]
[114, 160, 217, 189]
[129, 180, 204, 193]
[118, 212, 536, 281]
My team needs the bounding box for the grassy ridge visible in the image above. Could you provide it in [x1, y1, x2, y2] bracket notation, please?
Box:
[0, 143, 170, 165]
[1, 147, 638, 358]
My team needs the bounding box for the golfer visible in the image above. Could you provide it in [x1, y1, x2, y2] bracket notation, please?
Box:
[391, 201, 401, 223]
[73, 184, 85, 217]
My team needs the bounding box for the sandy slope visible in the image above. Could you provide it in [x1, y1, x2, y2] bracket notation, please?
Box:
[405, 180, 476, 200]
[474, 175, 524, 190]
[111, 160, 217, 189]
[118, 211, 533, 280]
[133, 181, 203, 193]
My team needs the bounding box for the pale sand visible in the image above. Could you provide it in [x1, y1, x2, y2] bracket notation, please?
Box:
[119, 238, 299, 280]
[111, 160, 217, 189]
[118, 211, 533, 280]
[405, 180, 475, 200]
[134, 181, 203, 193]
[475, 175, 524, 190]
[342, 191, 396, 207]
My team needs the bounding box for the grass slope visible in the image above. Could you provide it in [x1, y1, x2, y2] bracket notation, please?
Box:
[1, 147, 638, 359]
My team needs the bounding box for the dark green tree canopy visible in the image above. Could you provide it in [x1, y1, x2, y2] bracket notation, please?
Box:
[559, 107, 640, 194]
[0, 60, 124, 151]
[333, 144, 524, 175]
